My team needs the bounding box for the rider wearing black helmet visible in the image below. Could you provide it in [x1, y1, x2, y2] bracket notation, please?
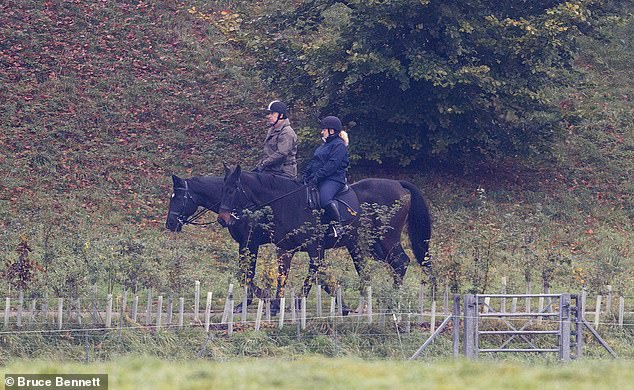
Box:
[254, 100, 298, 178]
[302, 115, 350, 236]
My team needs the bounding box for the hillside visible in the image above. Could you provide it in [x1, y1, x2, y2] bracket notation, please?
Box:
[0, 0, 265, 226]
[0, 1, 632, 299]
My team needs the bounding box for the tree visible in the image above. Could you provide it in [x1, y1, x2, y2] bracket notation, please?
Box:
[234, 0, 620, 165]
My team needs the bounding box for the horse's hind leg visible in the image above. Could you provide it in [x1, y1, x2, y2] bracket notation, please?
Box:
[302, 248, 322, 298]
[385, 242, 410, 287]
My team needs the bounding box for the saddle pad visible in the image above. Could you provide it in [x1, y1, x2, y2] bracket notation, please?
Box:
[334, 186, 360, 223]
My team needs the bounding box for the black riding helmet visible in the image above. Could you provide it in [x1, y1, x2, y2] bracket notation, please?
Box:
[266, 100, 288, 119]
[319, 116, 342, 132]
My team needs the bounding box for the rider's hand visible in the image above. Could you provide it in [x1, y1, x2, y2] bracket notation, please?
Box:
[252, 165, 263, 173]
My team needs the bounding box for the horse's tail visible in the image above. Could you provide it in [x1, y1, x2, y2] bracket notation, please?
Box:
[399, 181, 432, 268]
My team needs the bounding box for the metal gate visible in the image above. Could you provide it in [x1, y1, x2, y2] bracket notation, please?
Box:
[410, 293, 617, 361]
[464, 294, 572, 360]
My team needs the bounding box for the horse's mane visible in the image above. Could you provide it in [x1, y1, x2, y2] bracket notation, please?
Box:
[191, 175, 222, 184]
[245, 172, 302, 193]
[189, 175, 223, 189]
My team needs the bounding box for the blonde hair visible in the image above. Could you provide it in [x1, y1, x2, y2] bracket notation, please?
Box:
[339, 130, 349, 147]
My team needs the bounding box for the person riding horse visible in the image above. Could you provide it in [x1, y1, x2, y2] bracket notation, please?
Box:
[253, 100, 298, 178]
[302, 116, 350, 237]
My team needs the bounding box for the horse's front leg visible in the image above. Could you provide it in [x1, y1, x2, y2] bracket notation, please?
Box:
[234, 243, 260, 312]
[271, 249, 295, 316]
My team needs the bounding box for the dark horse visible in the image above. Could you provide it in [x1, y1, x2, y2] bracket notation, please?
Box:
[216, 165, 434, 310]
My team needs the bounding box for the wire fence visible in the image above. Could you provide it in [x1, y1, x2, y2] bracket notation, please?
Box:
[3, 279, 634, 336]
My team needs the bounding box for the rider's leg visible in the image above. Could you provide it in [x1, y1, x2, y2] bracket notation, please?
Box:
[318, 179, 344, 236]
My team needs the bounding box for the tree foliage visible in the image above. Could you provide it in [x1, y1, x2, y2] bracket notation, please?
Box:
[234, 0, 622, 165]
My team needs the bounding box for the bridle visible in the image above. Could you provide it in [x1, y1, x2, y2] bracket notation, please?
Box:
[169, 180, 216, 226]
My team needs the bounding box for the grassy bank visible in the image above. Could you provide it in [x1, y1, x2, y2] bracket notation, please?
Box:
[2, 356, 634, 390]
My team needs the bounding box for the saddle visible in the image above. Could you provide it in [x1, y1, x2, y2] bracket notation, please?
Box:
[306, 184, 360, 223]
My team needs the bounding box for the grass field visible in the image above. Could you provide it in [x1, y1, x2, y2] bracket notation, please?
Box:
[2, 356, 634, 390]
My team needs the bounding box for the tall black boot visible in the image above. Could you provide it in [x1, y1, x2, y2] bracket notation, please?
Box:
[324, 201, 341, 237]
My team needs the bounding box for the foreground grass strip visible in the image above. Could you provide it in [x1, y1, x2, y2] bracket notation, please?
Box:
[1, 356, 634, 390]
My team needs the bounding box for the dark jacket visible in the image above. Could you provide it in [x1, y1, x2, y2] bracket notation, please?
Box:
[258, 119, 298, 178]
[304, 135, 349, 184]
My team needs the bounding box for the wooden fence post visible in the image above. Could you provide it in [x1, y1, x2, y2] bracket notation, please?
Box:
[145, 288, 153, 326]
[227, 294, 234, 336]
[255, 299, 263, 331]
[483, 297, 490, 313]
[194, 281, 200, 323]
[301, 296, 307, 330]
[452, 294, 461, 358]
[4, 297, 10, 328]
[316, 285, 322, 318]
[594, 295, 602, 329]
[278, 296, 286, 329]
[121, 289, 128, 319]
[221, 283, 233, 324]
[132, 294, 139, 323]
[366, 286, 373, 324]
[178, 297, 185, 329]
[559, 294, 571, 361]
[463, 294, 476, 358]
[105, 294, 113, 328]
[575, 293, 584, 359]
[57, 298, 64, 330]
[618, 296, 625, 329]
[166, 295, 173, 326]
[330, 296, 336, 320]
[204, 292, 213, 332]
[156, 295, 163, 330]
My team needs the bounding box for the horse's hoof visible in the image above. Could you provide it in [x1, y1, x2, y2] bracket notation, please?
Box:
[270, 300, 281, 317]
[234, 303, 247, 313]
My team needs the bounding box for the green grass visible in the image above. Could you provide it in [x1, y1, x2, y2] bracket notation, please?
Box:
[2, 356, 634, 390]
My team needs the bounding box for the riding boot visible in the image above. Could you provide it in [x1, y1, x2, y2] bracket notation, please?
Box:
[324, 201, 342, 237]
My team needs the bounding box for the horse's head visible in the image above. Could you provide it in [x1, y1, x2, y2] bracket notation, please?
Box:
[166, 175, 199, 232]
[217, 164, 243, 227]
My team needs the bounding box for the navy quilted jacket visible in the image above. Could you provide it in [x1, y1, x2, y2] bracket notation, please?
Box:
[304, 135, 349, 184]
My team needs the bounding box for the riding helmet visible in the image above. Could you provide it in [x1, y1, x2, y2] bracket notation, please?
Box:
[319, 116, 342, 132]
[266, 100, 288, 118]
